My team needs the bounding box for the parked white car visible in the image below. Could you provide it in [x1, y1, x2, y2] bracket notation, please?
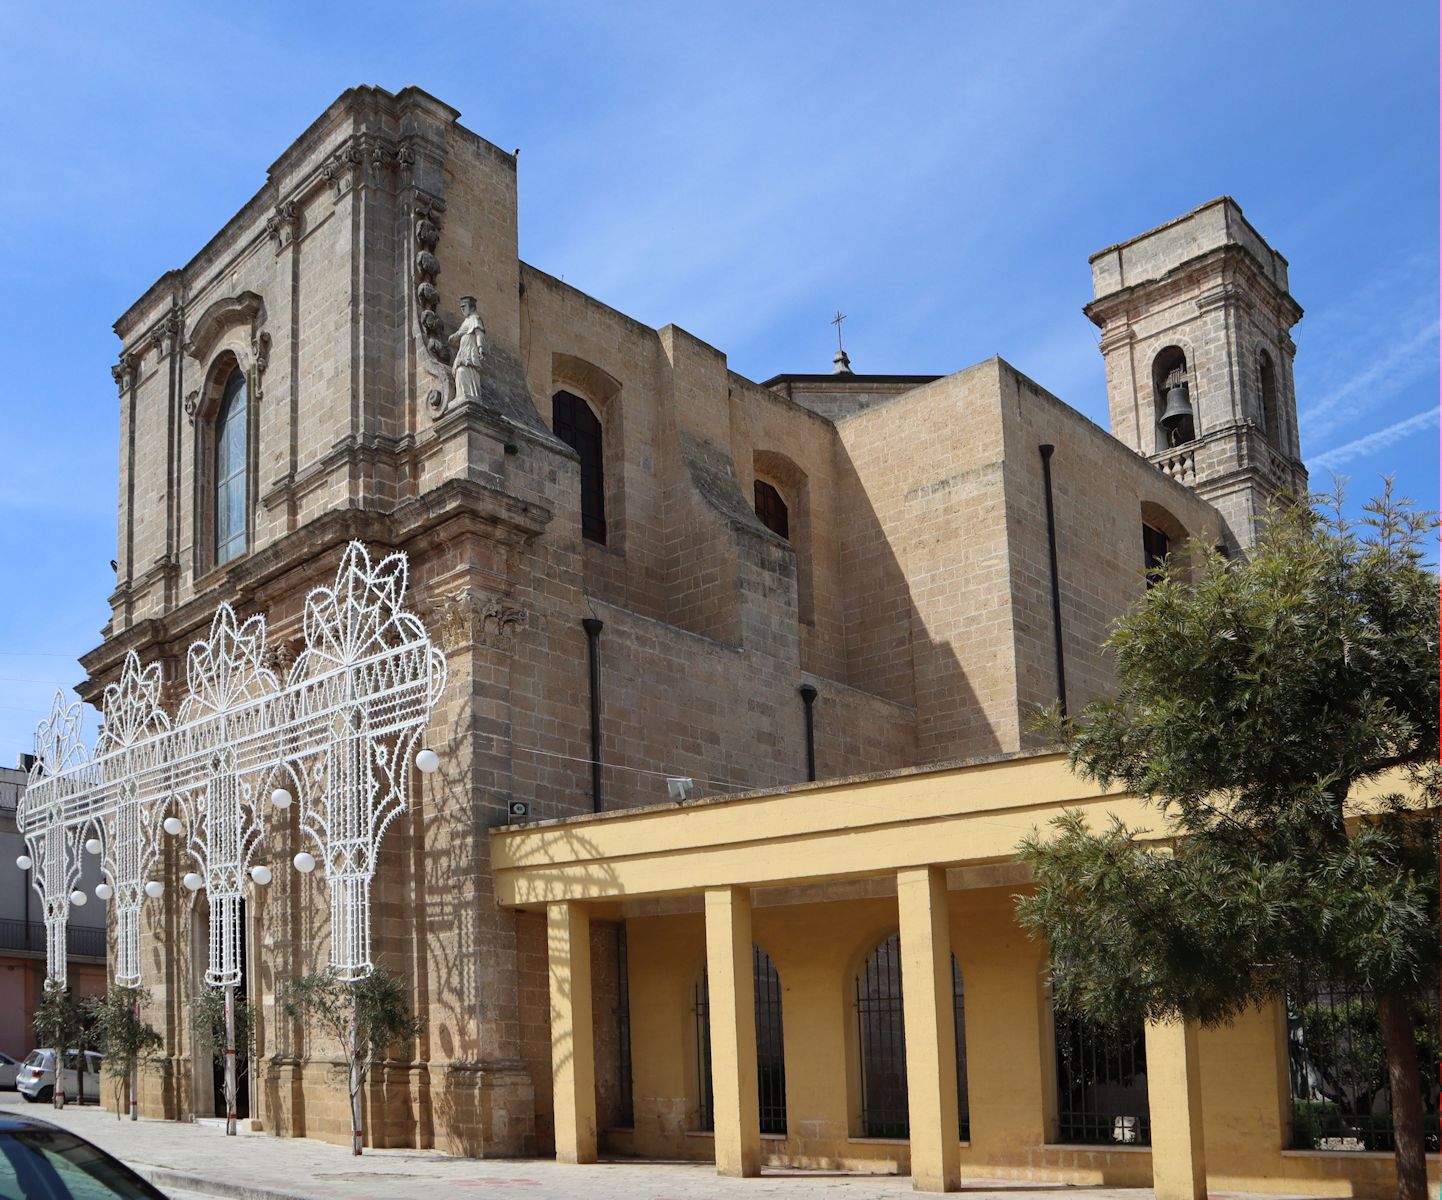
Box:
[0, 1052, 19, 1089]
[16, 1049, 102, 1103]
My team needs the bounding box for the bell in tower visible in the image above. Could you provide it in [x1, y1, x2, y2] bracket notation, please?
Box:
[1158, 365, 1195, 446]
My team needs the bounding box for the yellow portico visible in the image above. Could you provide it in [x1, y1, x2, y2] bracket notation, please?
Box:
[492, 751, 1435, 1199]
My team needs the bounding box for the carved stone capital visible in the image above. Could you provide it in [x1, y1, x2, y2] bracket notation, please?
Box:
[111, 352, 139, 393]
[183, 390, 199, 424]
[265, 200, 300, 250]
[426, 590, 526, 653]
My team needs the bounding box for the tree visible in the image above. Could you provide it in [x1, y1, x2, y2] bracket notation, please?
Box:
[1016, 483, 1439, 1199]
[189, 985, 255, 1132]
[85, 985, 163, 1121]
[282, 967, 423, 1156]
[32, 989, 92, 1109]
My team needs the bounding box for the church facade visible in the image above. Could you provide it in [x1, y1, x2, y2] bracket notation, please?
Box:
[76, 85, 1427, 1196]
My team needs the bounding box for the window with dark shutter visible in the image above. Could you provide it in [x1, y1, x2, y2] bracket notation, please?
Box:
[754, 480, 789, 540]
[1142, 523, 1170, 587]
[552, 390, 607, 544]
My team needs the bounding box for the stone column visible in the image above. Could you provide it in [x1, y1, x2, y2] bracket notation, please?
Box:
[704, 887, 760, 1177]
[548, 901, 596, 1164]
[1143, 1017, 1207, 1200]
[897, 866, 960, 1192]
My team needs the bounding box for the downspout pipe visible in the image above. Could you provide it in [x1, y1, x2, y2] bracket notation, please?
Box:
[1038, 445, 1068, 717]
[798, 684, 818, 782]
[581, 617, 604, 812]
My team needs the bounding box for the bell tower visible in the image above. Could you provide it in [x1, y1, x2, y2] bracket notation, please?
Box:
[1084, 197, 1307, 551]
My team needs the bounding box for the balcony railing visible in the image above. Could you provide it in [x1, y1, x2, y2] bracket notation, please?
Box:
[1150, 445, 1196, 484]
[0, 918, 106, 960]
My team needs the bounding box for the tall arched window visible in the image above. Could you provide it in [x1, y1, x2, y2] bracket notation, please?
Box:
[693, 945, 788, 1135]
[854, 934, 970, 1139]
[214, 367, 248, 566]
[1258, 350, 1278, 439]
[753, 480, 789, 540]
[552, 390, 607, 544]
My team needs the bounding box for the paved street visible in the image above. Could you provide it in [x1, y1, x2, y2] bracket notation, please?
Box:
[1, 1094, 1320, 1200]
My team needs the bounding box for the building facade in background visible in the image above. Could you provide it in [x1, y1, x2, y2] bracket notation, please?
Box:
[0, 762, 107, 1060]
[69, 85, 1423, 1198]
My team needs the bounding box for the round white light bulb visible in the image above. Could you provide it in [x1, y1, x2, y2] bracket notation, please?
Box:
[69, 889, 87, 907]
[292, 851, 316, 874]
[182, 872, 203, 891]
[15, 855, 32, 871]
[95, 883, 113, 902]
[250, 864, 273, 886]
[143, 880, 164, 899]
[162, 816, 183, 836]
[416, 748, 440, 774]
[84, 838, 102, 856]
[270, 787, 293, 810]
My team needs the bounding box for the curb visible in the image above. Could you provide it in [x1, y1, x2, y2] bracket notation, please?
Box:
[141, 1166, 315, 1200]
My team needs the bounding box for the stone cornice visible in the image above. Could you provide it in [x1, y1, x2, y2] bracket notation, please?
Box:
[1084, 242, 1304, 330]
[78, 477, 551, 699]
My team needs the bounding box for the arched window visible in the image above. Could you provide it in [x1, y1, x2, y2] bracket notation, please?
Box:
[1151, 347, 1194, 451]
[552, 390, 607, 544]
[693, 945, 789, 1135]
[754, 480, 789, 540]
[1053, 1005, 1150, 1145]
[853, 934, 970, 1139]
[1258, 350, 1278, 439]
[214, 367, 248, 566]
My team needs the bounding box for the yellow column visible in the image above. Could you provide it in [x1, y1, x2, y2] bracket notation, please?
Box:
[897, 866, 961, 1193]
[704, 887, 761, 1177]
[1143, 1017, 1207, 1200]
[548, 901, 596, 1164]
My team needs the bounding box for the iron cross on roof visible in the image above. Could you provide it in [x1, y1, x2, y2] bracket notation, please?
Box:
[831, 310, 847, 351]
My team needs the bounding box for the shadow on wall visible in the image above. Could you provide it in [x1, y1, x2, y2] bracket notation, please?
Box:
[830, 432, 1005, 765]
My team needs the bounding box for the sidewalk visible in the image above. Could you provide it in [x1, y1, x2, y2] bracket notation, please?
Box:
[2, 1095, 1312, 1200]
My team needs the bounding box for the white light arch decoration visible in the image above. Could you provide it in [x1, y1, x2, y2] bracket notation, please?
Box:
[17, 542, 447, 1132]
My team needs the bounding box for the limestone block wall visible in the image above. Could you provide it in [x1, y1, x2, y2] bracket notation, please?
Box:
[995, 361, 1222, 740]
[833, 364, 1019, 760]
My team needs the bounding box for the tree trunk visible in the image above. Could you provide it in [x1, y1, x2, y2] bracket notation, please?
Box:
[349, 999, 363, 1156]
[129, 1054, 138, 1121]
[223, 983, 237, 1137]
[1378, 990, 1428, 1200]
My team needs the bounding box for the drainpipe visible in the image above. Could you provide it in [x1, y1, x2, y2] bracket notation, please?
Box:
[798, 684, 818, 782]
[581, 618, 604, 812]
[1038, 445, 1068, 717]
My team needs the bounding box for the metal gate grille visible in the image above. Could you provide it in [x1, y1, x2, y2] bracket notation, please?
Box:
[754, 946, 786, 1134]
[1054, 1010, 1150, 1145]
[1287, 981, 1441, 1152]
[856, 934, 908, 1137]
[694, 971, 714, 1131]
[693, 945, 789, 1135]
[854, 937, 970, 1140]
[952, 957, 969, 1140]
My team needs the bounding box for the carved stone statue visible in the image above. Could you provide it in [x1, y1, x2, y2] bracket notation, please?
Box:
[448, 296, 486, 399]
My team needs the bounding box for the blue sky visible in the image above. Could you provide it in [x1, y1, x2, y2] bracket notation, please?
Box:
[0, 1, 1435, 755]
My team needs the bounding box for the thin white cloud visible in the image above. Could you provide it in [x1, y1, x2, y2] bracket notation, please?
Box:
[1310, 405, 1440, 470]
[1299, 315, 1438, 444]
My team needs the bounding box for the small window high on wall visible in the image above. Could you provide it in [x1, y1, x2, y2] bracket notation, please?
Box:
[552, 390, 607, 544]
[754, 480, 789, 540]
[1142, 524, 1170, 588]
[214, 367, 248, 566]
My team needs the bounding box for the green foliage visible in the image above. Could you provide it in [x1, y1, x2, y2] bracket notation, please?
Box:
[189, 987, 255, 1064]
[32, 989, 91, 1056]
[84, 985, 163, 1081]
[281, 967, 423, 1072]
[1018, 484, 1441, 1025]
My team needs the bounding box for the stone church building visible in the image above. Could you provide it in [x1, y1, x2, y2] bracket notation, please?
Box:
[77, 85, 1426, 1197]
